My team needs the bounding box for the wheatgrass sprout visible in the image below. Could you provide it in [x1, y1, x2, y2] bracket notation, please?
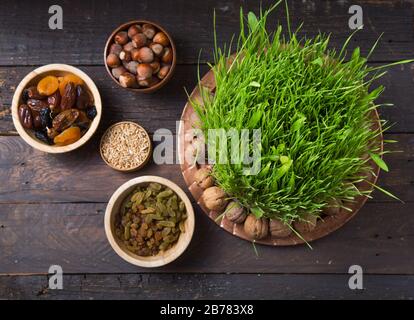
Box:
[192, 3, 410, 224]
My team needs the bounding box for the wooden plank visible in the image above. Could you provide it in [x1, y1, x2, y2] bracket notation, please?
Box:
[0, 202, 413, 274]
[1, 273, 413, 299]
[0, 65, 203, 135]
[0, 134, 410, 204]
[0, 0, 412, 66]
[1, 63, 414, 135]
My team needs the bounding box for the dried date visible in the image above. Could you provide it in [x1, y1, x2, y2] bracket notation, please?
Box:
[47, 91, 61, 114]
[22, 86, 45, 102]
[18, 104, 33, 129]
[52, 109, 79, 132]
[76, 85, 91, 110]
[60, 82, 76, 110]
[27, 99, 48, 112]
[33, 112, 42, 129]
[75, 111, 91, 131]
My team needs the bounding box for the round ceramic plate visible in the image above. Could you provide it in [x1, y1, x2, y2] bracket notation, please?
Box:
[178, 66, 383, 246]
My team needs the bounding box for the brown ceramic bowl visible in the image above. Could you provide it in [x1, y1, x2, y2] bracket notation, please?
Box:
[104, 20, 176, 93]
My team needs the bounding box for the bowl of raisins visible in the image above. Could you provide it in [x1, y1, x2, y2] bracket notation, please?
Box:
[12, 64, 102, 153]
[105, 176, 195, 268]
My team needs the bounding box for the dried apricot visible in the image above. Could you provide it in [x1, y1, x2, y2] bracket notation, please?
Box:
[37, 76, 59, 96]
[58, 74, 83, 96]
[53, 126, 81, 146]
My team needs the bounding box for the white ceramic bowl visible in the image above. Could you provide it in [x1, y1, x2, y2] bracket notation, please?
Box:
[104, 176, 195, 268]
[12, 64, 102, 153]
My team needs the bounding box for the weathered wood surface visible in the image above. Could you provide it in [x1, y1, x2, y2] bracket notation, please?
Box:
[0, 134, 411, 204]
[0, 0, 413, 66]
[0, 0, 413, 299]
[0, 201, 413, 274]
[1, 63, 414, 135]
[1, 273, 413, 300]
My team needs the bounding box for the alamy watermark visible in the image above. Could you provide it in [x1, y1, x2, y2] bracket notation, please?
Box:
[348, 5, 363, 30]
[152, 122, 261, 175]
[348, 265, 364, 290]
[49, 5, 63, 30]
[48, 265, 63, 289]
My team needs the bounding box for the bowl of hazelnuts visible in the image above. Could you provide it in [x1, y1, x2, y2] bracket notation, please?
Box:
[104, 20, 176, 93]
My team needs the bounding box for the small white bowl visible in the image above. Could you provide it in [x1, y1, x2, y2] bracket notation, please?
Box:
[104, 176, 195, 268]
[11, 64, 102, 153]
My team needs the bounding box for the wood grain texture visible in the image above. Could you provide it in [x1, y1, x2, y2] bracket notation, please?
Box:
[0, 0, 412, 66]
[0, 134, 411, 204]
[0, 202, 413, 274]
[1, 273, 413, 300]
[0, 0, 413, 298]
[1, 63, 414, 135]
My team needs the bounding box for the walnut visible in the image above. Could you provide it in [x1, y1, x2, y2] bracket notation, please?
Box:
[269, 219, 292, 238]
[293, 213, 317, 234]
[201, 186, 228, 212]
[244, 214, 269, 240]
[194, 167, 214, 189]
[225, 201, 246, 224]
[322, 198, 343, 216]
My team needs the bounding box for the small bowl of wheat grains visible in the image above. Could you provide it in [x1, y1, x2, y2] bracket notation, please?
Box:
[100, 121, 152, 172]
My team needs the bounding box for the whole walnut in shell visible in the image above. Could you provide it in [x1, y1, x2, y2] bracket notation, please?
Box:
[269, 219, 292, 238]
[194, 167, 214, 189]
[225, 201, 246, 224]
[322, 198, 343, 216]
[244, 214, 269, 240]
[293, 213, 317, 234]
[202, 186, 228, 212]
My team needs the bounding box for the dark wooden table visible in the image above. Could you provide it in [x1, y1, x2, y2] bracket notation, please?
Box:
[0, 0, 413, 300]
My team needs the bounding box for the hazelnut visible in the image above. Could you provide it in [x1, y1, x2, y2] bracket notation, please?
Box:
[194, 167, 214, 189]
[111, 66, 127, 79]
[132, 33, 147, 48]
[131, 48, 140, 61]
[128, 24, 142, 38]
[157, 65, 170, 79]
[269, 219, 292, 238]
[119, 72, 137, 88]
[225, 201, 246, 224]
[142, 23, 156, 39]
[149, 42, 164, 56]
[138, 78, 151, 87]
[201, 186, 228, 212]
[138, 47, 154, 63]
[244, 215, 269, 240]
[114, 31, 128, 45]
[153, 32, 170, 46]
[150, 61, 161, 74]
[137, 63, 153, 80]
[161, 47, 173, 63]
[119, 50, 132, 62]
[106, 53, 121, 68]
[123, 42, 135, 52]
[138, 76, 160, 88]
[322, 198, 342, 216]
[109, 43, 122, 56]
[123, 61, 139, 75]
[293, 213, 317, 234]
